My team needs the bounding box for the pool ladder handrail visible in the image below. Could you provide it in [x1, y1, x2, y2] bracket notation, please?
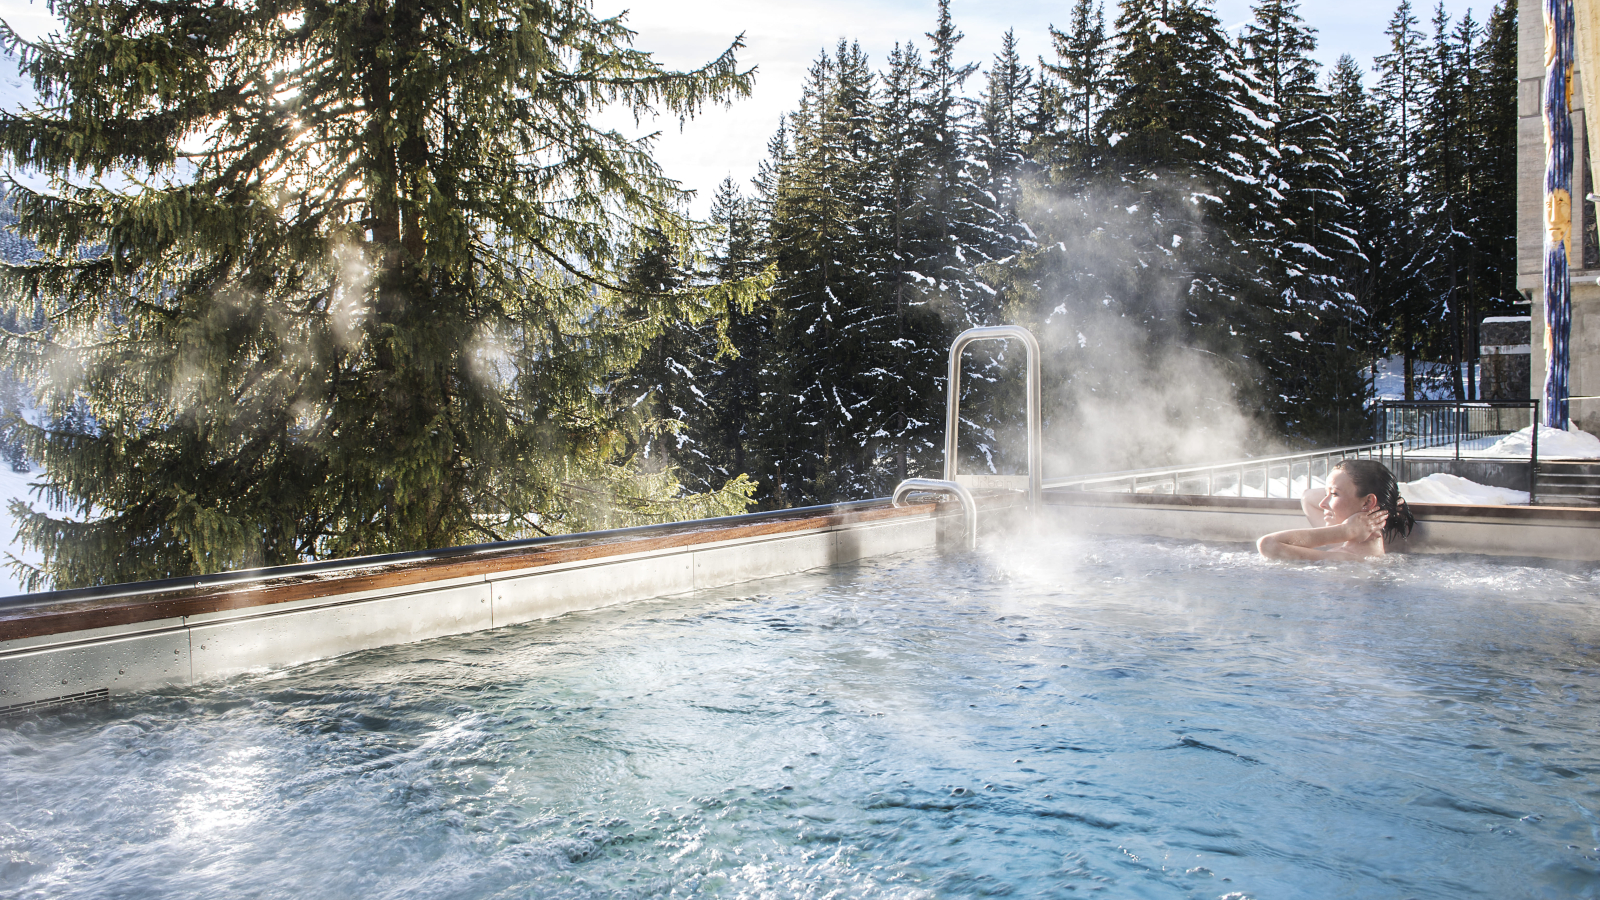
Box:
[892, 478, 978, 550]
[892, 325, 1044, 548]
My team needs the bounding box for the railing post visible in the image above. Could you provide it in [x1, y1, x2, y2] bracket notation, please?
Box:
[1455, 401, 1462, 460]
[1531, 400, 1541, 505]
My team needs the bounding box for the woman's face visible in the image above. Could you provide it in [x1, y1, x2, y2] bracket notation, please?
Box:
[1318, 469, 1376, 525]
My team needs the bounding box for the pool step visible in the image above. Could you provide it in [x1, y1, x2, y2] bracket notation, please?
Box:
[1534, 462, 1600, 506]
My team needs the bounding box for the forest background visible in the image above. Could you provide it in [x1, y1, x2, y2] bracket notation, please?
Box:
[0, 0, 1521, 590]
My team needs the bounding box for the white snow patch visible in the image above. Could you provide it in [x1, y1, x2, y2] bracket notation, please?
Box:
[1400, 473, 1529, 506]
[1480, 424, 1600, 459]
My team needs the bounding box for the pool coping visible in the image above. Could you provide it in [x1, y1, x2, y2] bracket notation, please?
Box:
[0, 499, 974, 711]
[1043, 489, 1600, 560]
[0, 500, 941, 644]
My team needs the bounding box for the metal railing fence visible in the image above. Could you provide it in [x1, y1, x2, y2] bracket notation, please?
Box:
[1046, 442, 1406, 500]
[1378, 400, 1539, 462]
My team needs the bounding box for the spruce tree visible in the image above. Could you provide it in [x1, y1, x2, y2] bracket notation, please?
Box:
[1326, 54, 1394, 410]
[1094, 0, 1275, 366]
[868, 40, 948, 488]
[1372, 0, 1432, 398]
[1041, 0, 1111, 167]
[1243, 0, 1368, 441]
[978, 28, 1034, 260]
[700, 178, 770, 486]
[915, 0, 1015, 475]
[623, 178, 767, 501]
[758, 41, 879, 504]
[1473, 0, 1520, 320]
[0, 0, 756, 589]
[1411, 2, 1469, 397]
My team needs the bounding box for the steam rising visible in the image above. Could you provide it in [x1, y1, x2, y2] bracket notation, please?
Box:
[972, 178, 1284, 480]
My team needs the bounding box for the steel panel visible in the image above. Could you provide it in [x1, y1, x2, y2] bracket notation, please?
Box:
[188, 582, 493, 680]
[0, 627, 190, 708]
[691, 532, 835, 589]
[491, 554, 694, 627]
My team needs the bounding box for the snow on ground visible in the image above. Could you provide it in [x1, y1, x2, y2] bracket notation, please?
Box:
[1399, 473, 1530, 506]
[1479, 424, 1600, 459]
[0, 464, 44, 596]
[1404, 425, 1600, 459]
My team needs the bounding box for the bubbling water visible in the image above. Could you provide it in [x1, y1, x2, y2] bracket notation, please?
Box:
[2, 537, 1598, 899]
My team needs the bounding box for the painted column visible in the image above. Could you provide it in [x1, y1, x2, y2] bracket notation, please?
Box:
[1545, 0, 1575, 430]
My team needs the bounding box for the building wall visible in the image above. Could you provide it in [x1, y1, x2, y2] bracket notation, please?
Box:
[1519, 0, 1600, 436]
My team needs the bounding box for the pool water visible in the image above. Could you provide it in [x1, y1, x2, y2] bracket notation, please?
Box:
[2, 537, 1598, 899]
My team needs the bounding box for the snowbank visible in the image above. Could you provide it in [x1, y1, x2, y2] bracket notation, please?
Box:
[1400, 473, 1529, 506]
[1480, 424, 1600, 459]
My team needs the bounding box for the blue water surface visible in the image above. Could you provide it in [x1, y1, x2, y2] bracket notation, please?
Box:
[2, 535, 1598, 899]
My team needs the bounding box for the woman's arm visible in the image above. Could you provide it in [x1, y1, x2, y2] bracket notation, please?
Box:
[1257, 508, 1387, 560]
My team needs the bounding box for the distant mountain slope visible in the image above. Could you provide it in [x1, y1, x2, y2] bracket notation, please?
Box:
[0, 50, 30, 113]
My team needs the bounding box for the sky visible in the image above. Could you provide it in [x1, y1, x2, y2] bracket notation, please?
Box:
[0, 0, 1497, 212]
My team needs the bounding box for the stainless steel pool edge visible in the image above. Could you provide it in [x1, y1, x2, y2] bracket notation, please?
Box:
[0, 503, 955, 712]
[1044, 490, 1600, 560]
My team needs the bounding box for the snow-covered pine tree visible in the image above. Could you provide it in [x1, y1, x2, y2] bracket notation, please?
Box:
[1094, 0, 1276, 386]
[1372, 0, 1433, 399]
[963, 29, 1044, 476]
[1243, 0, 1369, 442]
[915, 0, 995, 334]
[1325, 54, 1395, 415]
[1412, 2, 1522, 400]
[1040, 0, 1112, 170]
[1470, 0, 1521, 324]
[0, 0, 757, 588]
[698, 178, 772, 487]
[560, 226, 758, 530]
[911, 0, 1023, 478]
[757, 41, 880, 504]
[978, 29, 1035, 266]
[1410, 3, 1473, 398]
[864, 40, 948, 488]
[615, 179, 768, 506]
[985, 0, 1285, 471]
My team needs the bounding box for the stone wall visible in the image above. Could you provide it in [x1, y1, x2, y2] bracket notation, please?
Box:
[1480, 316, 1531, 400]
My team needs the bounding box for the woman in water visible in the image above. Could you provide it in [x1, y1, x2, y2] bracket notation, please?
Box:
[1257, 459, 1415, 560]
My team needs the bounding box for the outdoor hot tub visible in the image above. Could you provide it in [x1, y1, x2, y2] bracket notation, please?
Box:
[2, 532, 1596, 898]
[4, 321, 1598, 897]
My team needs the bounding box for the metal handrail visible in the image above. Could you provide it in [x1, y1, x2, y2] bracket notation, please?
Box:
[891, 325, 1043, 549]
[892, 478, 977, 550]
[1048, 441, 1406, 499]
[1378, 400, 1540, 461]
[943, 326, 1043, 512]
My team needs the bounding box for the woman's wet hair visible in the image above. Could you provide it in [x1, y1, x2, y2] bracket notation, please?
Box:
[1333, 459, 1415, 543]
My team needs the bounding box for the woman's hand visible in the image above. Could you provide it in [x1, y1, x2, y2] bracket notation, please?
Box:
[1338, 507, 1388, 544]
[1259, 505, 1390, 560]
